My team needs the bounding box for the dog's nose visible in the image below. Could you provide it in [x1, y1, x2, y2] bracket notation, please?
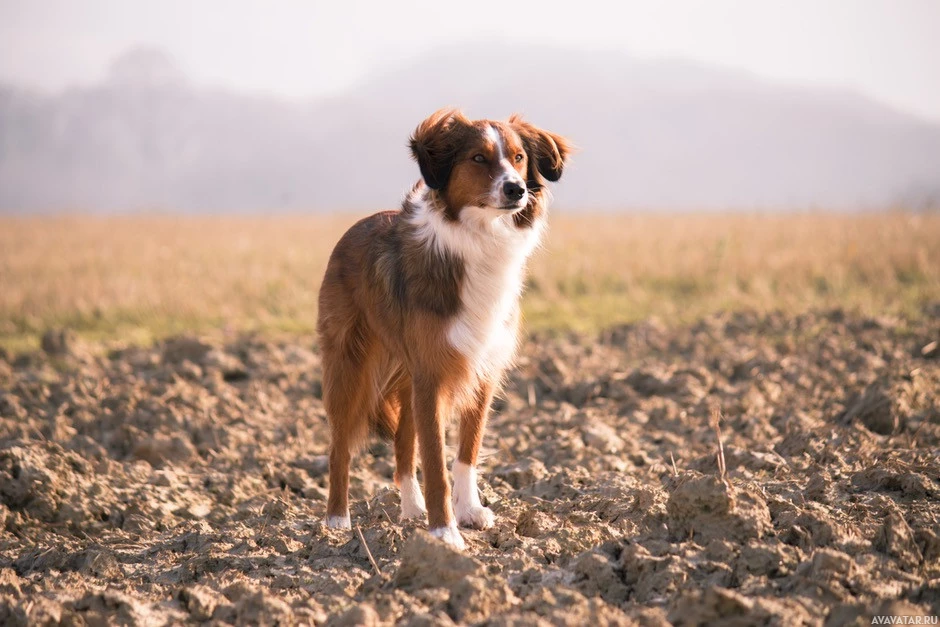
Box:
[502, 181, 526, 202]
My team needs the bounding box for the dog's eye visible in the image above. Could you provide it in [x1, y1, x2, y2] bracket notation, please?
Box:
[472, 154, 486, 164]
[514, 153, 525, 163]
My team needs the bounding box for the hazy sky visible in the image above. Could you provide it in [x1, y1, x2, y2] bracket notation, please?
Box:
[2, 0, 939, 121]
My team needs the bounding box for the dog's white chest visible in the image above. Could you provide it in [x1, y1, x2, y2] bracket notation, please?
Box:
[447, 256, 523, 376]
[445, 213, 542, 377]
[408, 192, 543, 378]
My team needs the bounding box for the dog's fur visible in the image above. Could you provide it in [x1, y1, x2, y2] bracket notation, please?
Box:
[317, 108, 570, 548]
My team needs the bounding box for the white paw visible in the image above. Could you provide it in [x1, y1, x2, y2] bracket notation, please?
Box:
[399, 475, 427, 521]
[324, 515, 351, 529]
[429, 523, 466, 550]
[456, 503, 495, 530]
[452, 461, 495, 530]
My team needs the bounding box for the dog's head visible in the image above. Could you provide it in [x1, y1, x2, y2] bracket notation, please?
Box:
[409, 108, 570, 219]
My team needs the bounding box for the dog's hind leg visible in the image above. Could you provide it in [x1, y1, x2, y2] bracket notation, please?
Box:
[322, 321, 379, 529]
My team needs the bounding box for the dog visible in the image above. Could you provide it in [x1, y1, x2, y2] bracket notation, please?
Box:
[317, 108, 570, 548]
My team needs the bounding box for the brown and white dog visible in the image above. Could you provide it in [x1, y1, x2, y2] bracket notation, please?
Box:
[317, 108, 570, 548]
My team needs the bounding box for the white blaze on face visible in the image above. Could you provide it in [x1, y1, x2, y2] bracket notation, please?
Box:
[486, 124, 525, 207]
[485, 124, 504, 161]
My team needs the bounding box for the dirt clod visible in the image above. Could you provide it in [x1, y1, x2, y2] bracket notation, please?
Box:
[40, 328, 76, 356]
[394, 531, 483, 591]
[666, 472, 772, 543]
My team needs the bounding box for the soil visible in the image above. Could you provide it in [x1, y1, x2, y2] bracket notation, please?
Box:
[0, 308, 938, 625]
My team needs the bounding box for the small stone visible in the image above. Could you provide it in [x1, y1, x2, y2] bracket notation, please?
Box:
[41, 329, 75, 356]
[178, 584, 225, 622]
[162, 336, 212, 364]
[330, 604, 381, 627]
[581, 422, 625, 453]
[808, 548, 855, 578]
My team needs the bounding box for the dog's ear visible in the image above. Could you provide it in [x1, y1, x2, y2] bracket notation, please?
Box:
[409, 108, 473, 190]
[509, 114, 571, 187]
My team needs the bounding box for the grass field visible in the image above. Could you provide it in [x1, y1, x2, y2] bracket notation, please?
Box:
[2, 211, 939, 352]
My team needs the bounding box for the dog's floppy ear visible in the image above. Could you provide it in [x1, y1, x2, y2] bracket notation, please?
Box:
[409, 108, 473, 190]
[509, 114, 571, 187]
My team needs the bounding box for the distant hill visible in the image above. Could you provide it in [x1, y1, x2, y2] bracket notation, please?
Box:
[2, 44, 939, 213]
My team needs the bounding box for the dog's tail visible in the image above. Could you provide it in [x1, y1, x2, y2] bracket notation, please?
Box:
[369, 398, 399, 440]
[367, 365, 409, 440]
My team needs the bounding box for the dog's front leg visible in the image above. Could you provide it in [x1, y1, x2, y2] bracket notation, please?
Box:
[412, 373, 465, 549]
[454, 380, 496, 530]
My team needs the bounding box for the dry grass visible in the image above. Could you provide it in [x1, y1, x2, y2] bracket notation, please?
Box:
[2, 211, 938, 351]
